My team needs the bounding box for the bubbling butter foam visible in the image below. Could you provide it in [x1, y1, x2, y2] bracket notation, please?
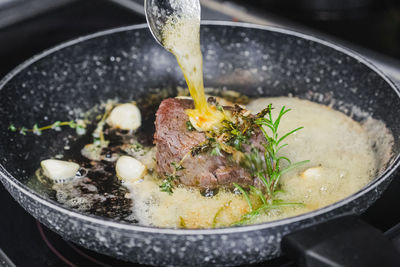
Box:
[125, 97, 387, 228]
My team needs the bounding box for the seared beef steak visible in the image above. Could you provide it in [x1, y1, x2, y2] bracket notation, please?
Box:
[154, 98, 264, 189]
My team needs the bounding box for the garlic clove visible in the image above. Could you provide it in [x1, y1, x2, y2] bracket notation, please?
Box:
[106, 103, 141, 131]
[116, 155, 146, 182]
[41, 159, 80, 181]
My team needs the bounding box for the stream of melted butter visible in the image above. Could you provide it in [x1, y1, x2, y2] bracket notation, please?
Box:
[162, 17, 224, 131]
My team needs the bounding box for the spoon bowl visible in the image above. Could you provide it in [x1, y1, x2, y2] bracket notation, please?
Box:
[144, 0, 201, 47]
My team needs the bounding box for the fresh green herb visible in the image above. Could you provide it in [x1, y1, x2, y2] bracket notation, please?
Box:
[233, 183, 253, 210]
[191, 137, 216, 156]
[68, 120, 77, 128]
[130, 143, 143, 152]
[243, 147, 264, 176]
[160, 174, 179, 194]
[232, 200, 304, 226]
[220, 118, 252, 151]
[8, 120, 86, 136]
[210, 143, 222, 156]
[249, 185, 266, 205]
[19, 127, 28, 136]
[51, 121, 62, 130]
[160, 153, 191, 194]
[187, 105, 256, 158]
[232, 105, 309, 225]
[253, 105, 309, 196]
[191, 136, 229, 158]
[186, 120, 195, 131]
[33, 124, 42, 135]
[171, 161, 184, 171]
[75, 126, 86, 135]
[8, 124, 17, 132]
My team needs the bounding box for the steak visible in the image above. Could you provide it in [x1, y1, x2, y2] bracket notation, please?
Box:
[154, 98, 264, 189]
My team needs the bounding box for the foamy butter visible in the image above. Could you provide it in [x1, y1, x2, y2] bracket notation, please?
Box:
[162, 16, 224, 131]
[125, 97, 384, 228]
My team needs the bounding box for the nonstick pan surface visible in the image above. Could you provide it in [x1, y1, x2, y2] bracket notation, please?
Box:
[1, 22, 400, 266]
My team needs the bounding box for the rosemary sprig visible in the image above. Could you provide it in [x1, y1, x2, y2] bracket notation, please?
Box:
[232, 201, 304, 226]
[233, 183, 253, 210]
[253, 104, 309, 196]
[232, 105, 309, 224]
[8, 120, 86, 136]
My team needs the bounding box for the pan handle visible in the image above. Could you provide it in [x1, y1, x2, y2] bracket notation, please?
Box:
[281, 215, 400, 267]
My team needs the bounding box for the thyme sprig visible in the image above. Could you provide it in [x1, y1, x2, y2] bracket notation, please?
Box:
[171, 162, 185, 171]
[190, 104, 256, 157]
[160, 173, 179, 194]
[160, 159, 186, 194]
[8, 120, 86, 136]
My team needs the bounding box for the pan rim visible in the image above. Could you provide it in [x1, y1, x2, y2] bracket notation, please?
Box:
[1, 21, 400, 235]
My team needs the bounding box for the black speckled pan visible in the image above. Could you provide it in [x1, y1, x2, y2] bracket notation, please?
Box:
[1, 22, 400, 266]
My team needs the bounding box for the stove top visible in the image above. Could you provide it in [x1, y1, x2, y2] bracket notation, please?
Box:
[1, 0, 400, 266]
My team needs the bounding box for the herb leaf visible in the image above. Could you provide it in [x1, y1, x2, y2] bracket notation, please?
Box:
[186, 120, 195, 131]
[19, 127, 27, 136]
[233, 183, 253, 211]
[210, 143, 222, 156]
[171, 162, 184, 171]
[8, 124, 17, 132]
[33, 124, 42, 135]
[160, 174, 178, 194]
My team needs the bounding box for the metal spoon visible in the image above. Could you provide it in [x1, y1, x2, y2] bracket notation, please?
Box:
[144, 0, 201, 46]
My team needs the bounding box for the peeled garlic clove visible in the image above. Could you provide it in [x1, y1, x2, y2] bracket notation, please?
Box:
[301, 166, 322, 179]
[106, 103, 141, 131]
[41, 159, 79, 182]
[116, 155, 146, 182]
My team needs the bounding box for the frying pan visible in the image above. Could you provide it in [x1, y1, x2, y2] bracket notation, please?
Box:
[1, 22, 400, 266]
